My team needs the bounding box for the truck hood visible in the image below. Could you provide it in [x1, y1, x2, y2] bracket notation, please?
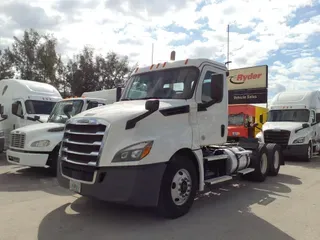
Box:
[263, 122, 306, 132]
[11, 122, 65, 134]
[73, 99, 189, 123]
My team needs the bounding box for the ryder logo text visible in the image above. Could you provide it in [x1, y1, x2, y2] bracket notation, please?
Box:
[229, 73, 263, 84]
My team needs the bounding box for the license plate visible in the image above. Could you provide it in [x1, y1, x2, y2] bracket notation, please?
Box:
[69, 179, 81, 193]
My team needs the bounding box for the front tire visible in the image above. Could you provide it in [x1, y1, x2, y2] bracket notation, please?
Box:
[302, 142, 312, 162]
[156, 154, 198, 219]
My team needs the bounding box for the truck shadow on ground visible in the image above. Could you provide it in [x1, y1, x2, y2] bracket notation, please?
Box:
[0, 166, 72, 196]
[285, 155, 320, 169]
[37, 173, 301, 240]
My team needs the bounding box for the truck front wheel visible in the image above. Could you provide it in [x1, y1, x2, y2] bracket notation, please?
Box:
[302, 142, 313, 162]
[156, 154, 198, 219]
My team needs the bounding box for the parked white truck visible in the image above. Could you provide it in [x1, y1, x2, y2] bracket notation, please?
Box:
[56, 58, 284, 219]
[0, 79, 62, 150]
[256, 90, 320, 161]
[6, 88, 118, 174]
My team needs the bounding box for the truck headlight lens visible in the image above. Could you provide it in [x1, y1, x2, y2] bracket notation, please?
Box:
[293, 137, 305, 144]
[31, 140, 50, 147]
[112, 141, 153, 162]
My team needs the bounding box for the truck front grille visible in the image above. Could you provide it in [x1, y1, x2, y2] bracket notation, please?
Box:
[60, 120, 107, 166]
[10, 133, 26, 148]
[264, 130, 291, 147]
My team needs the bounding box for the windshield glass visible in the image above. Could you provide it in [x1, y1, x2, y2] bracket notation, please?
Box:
[228, 113, 244, 126]
[267, 109, 310, 122]
[25, 100, 57, 115]
[48, 100, 84, 124]
[122, 67, 199, 100]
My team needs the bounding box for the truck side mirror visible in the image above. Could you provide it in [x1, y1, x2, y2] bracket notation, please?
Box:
[11, 102, 19, 116]
[116, 87, 122, 102]
[302, 123, 309, 128]
[210, 74, 223, 103]
[259, 114, 263, 123]
[0, 104, 3, 115]
[145, 99, 159, 112]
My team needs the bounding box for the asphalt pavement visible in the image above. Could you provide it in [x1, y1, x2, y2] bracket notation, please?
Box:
[0, 153, 320, 240]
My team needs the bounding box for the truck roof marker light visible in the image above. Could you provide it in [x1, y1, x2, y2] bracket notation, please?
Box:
[150, 64, 154, 70]
[163, 62, 167, 67]
[185, 59, 189, 65]
[156, 63, 160, 68]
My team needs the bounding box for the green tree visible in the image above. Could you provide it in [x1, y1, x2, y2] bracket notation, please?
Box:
[7, 29, 62, 88]
[65, 47, 131, 96]
[0, 48, 14, 79]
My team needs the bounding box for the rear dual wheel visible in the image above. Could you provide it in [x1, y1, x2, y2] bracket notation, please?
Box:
[266, 143, 282, 176]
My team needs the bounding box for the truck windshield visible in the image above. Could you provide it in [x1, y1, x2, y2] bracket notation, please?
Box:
[48, 100, 84, 124]
[25, 100, 57, 115]
[267, 109, 310, 122]
[228, 113, 244, 126]
[122, 67, 199, 100]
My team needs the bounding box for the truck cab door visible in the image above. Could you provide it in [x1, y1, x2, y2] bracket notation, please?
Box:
[12, 100, 26, 129]
[310, 110, 319, 142]
[196, 66, 227, 146]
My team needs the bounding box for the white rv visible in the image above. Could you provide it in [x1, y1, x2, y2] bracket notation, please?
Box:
[6, 88, 118, 174]
[256, 90, 320, 161]
[0, 79, 62, 150]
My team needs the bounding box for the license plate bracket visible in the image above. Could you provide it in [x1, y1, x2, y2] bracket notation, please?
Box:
[69, 179, 81, 193]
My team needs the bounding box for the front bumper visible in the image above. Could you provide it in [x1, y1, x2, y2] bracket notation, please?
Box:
[282, 144, 309, 157]
[0, 137, 4, 152]
[57, 160, 167, 207]
[6, 149, 50, 167]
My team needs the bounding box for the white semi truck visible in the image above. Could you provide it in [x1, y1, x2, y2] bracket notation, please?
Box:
[0, 79, 62, 150]
[6, 88, 118, 174]
[256, 90, 320, 161]
[56, 58, 284, 219]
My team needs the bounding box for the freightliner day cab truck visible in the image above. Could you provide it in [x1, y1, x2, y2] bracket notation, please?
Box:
[6, 88, 119, 174]
[256, 90, 320, 161]
[228, 104, 267, 142]
[0, 79, 62, 151]
[56, 58, 284, 219]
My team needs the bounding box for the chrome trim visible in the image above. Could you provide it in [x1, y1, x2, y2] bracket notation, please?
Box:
[62, 147, 99, 156]
[64, 139, 102, 146]
[65, 129, 105, 136]
[61, 157, 96, 166]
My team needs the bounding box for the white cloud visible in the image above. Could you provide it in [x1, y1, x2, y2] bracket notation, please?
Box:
[0, 0, 319, 96]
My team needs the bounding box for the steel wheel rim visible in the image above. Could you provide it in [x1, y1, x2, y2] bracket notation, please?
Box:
[171, 169, 192, 206]
[260, 153, 268, 174]
[273, 150, 280, 169]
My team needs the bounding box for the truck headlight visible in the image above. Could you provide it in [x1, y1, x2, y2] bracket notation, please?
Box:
[31, 140, 50, 147]
[112, 141, 153, 162]
[293, 137, 305, 144]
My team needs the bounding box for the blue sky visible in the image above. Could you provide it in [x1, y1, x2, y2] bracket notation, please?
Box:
[0, 0, 319, 102]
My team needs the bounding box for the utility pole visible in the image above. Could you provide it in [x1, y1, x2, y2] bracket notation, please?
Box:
[227, 24, 230, 70]
[151, 43, 154, 65]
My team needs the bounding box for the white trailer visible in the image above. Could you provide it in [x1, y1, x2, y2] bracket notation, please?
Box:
[56, 58, 284, 219]
[256, 90, 320, 161]
[6, 88, 118, 174]
[0, 79, 62, 150]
